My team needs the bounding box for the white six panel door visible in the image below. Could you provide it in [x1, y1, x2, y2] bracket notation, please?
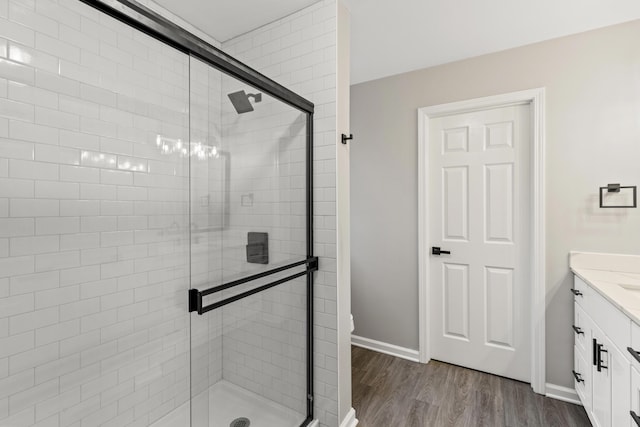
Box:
[429, 104, 531, 382]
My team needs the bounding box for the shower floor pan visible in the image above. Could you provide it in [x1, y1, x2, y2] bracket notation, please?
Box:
[151, 380, 304, 427]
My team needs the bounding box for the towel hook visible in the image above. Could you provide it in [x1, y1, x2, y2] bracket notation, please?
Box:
[341, 134, 353, 144]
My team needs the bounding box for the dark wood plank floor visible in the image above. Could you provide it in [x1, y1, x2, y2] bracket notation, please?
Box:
[352, 346, 591, 427]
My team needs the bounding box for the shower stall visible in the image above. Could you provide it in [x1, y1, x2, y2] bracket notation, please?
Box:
[0, 1, 317, 426]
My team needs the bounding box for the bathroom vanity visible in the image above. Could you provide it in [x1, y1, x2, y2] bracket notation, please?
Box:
[570, 252, 640, 427]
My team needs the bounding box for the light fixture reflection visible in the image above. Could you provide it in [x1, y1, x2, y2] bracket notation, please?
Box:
[80, 150, 147, 172]
[155, 135, 220, 160]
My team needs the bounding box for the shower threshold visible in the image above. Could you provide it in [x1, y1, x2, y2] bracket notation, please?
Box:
[151, 380, 310, 427]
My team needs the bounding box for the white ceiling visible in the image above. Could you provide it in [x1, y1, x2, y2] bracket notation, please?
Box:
[152, 0, 321, 42]
[151, 0, 640, 85]
[349, 0, 640, 84]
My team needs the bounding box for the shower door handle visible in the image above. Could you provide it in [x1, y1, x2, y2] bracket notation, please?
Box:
[432, 247, 451, 255]
[189, 257, 319, 314]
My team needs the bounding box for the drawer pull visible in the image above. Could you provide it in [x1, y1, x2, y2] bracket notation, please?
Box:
[571, 288, 583, 296]
[572, 370, 584, 383]
[572, 325, 584, 335]
[628, 347, 640, 364]
[631, 410, 640, 426]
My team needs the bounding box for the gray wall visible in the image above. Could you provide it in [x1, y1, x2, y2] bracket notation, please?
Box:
[350, 19, 640, 388]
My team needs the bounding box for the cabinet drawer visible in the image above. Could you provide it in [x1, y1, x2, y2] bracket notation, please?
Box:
[574, 303, 591, 357]
[590, 289, 631, 360]
[573, 275, 591, 310]
[574, 345, 592, 414]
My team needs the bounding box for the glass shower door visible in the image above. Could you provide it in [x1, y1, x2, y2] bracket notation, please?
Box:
[189, 56, 225, 427]
[188, 56, 313, 427]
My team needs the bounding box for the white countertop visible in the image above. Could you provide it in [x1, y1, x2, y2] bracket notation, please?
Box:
[570, 251, 640, 326]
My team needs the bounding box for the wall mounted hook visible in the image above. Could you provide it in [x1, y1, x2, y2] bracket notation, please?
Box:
[341, 133, 353, 144]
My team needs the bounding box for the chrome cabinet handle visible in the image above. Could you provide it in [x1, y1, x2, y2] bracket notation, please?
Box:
[631, 411, 640, 426]
[571, 288, 583, 296]
[572, 325, 584, 335]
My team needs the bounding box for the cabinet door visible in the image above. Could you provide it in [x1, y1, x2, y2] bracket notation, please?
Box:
[575, 345, 592, 414]
[609, 339, 630, 427]
[591, 331, 631, 427]
[592, 324, 611, 427]
[632, 367, 640, 427]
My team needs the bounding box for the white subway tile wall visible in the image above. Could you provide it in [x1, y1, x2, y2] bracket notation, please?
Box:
[0, 1, 192, 426]
[222, 1, 339, 425]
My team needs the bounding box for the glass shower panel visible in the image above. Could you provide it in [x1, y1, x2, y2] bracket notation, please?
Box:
[189, 56, 224, 427]
[189, 56, 309, 427]
[1, 1, 314, 426]
[191, 268, 309, 427]
[0, 1, 192, 425]
[219, 273, 308, 426]
[220, 75, 308, 282]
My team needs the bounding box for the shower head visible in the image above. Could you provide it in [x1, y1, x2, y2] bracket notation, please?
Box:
[227, 90, 262, 114]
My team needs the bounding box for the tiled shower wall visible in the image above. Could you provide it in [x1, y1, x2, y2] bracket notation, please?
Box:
[0, 1, 192, 425]
[222, 1, 340, 425]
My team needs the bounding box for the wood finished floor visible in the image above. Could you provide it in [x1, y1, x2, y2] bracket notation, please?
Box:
[352, 346, 591, 427]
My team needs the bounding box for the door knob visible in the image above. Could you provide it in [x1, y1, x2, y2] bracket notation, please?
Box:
[432, 247, 451, 255]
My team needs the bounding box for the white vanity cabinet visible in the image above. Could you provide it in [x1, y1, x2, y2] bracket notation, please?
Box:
[573, 275, 632, 427]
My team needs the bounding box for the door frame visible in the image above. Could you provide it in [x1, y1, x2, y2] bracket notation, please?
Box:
[417, 88, 546, 394]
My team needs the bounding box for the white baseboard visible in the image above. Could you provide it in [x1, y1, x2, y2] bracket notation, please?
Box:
[351, 335, 420, 363]
[339, 408, 358, 427]
[545, 383, 581, 405]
